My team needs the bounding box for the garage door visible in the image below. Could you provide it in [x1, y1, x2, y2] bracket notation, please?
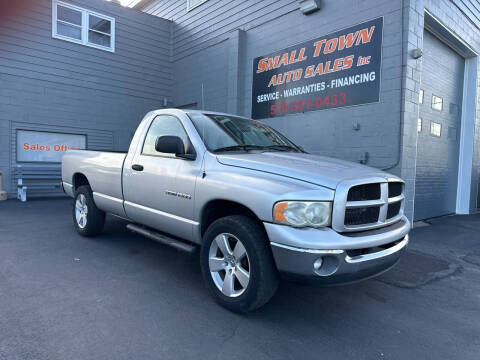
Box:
[414, 30, 464, 220]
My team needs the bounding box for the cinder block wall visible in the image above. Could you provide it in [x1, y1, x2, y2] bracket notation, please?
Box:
[144, 0, 406, 207]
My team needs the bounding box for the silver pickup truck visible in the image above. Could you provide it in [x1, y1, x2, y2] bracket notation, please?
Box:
[62, 109, 410, 312]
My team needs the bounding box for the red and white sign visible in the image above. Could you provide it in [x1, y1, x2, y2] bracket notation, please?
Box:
[17, 130, 86, 163]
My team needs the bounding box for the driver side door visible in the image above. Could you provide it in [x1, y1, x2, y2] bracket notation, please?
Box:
[123, 114, 200, 241]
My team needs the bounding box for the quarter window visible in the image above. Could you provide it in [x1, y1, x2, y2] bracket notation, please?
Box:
[142, 116, 188, 156]
[187, 0, 209, 11]
[52, 0, 115, 52]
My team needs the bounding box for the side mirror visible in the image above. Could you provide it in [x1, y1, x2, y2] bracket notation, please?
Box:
[155, 136, 196, 160]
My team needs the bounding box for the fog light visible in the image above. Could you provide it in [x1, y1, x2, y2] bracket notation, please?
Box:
[313, 255, 340, 276]
[313, 257, 323, 271]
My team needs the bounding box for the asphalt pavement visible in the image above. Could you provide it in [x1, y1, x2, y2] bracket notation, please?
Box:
[0, 198, 479, 360]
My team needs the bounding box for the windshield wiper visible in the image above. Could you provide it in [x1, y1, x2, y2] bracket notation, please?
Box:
[263, 144, 301, 152]
[213, 144, 304, 153]
[212, 144, 266, 153]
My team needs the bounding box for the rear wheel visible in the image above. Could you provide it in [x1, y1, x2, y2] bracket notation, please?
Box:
[73, 185, 105, 237]
[200, 215, 279, 313]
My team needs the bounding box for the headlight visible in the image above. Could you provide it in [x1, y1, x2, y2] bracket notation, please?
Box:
[273, 201, 332, 228]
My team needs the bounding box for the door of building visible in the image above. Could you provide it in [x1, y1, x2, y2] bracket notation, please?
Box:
[414, 30, 464, 220]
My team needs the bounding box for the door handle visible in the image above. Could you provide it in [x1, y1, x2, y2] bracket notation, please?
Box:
[132, 164, 144, 171]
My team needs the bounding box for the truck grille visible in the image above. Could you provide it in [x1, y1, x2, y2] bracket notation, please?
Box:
[345, 207, 380, 225]
[333, 179, 404, 232]
[347, 183, 380, 201]
[388, 182, 402, 197]
[387, 201, 402, 219]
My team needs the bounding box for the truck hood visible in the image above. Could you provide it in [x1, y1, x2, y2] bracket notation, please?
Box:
[216, 152, 394, 189]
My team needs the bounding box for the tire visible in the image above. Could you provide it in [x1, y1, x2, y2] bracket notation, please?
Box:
[200, 215, 279, 313]
[73, 185, 106, 237]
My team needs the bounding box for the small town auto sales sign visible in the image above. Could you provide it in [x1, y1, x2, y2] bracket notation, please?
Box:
[251, 17, 383, 119]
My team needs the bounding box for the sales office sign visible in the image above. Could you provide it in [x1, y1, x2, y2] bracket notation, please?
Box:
[17, 130, 86, 163]
[251, 17, 383, 119]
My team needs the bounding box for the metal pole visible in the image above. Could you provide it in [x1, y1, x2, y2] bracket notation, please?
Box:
[0, 171, 7, 200]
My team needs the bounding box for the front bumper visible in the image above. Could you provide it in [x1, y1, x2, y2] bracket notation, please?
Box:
[265, 217, 410, 285]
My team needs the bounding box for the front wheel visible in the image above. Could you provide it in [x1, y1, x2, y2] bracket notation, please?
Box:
[200, 215, 279, 313]
[73, 185, 105, 237]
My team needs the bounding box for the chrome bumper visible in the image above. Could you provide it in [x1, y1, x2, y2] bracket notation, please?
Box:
[266, 219, 410, 285]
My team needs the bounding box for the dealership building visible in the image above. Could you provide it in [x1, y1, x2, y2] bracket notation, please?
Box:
[1, 0, 480, 222]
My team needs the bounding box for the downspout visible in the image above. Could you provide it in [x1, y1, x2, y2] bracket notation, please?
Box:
[382, 0, 405, 171]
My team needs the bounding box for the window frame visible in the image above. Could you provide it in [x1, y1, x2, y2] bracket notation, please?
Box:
[52, 0, 115, 53]
[187, 0, 209, 12]
[140, 114, 195, 159]
[430, 121, 442, 137]
[431, 94, 443, 112]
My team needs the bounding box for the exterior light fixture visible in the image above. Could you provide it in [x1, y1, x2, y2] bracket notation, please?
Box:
[298, 0, 321, 15]
[412, 48, 423, 59]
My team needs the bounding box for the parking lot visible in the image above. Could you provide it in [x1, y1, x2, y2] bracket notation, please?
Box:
[1, 198, 479, 360]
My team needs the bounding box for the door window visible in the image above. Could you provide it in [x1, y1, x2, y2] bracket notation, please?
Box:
[142, 115, 188, 156]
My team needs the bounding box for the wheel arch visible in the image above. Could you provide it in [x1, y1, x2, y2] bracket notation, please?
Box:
[72, 173, 90, 192]
[200, 199, 266, 238]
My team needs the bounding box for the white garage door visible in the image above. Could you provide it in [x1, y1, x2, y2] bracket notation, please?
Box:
[414, 30, 464, 220]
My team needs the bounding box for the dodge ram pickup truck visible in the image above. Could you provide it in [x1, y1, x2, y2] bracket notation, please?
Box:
[62, 109, 410, 312]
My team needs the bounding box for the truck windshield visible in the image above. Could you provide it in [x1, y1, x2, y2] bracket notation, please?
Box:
[188, 113, 303, 153]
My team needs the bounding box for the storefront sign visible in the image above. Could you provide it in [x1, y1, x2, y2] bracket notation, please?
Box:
[251, 17, 383, 119]
[17, 130, 86, 163]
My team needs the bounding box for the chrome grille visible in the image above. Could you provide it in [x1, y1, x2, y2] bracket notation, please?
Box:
[332, 178, 405, 233]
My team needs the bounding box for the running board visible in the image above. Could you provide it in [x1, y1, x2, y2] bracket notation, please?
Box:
[126, 223, 197, 254]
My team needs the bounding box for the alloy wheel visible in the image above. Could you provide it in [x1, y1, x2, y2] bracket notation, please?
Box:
[208, 233, 250, 297]
[75, 194, 88, 229]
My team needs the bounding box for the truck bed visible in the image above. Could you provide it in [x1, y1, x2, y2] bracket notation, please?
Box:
[62, 150, 127, 206]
